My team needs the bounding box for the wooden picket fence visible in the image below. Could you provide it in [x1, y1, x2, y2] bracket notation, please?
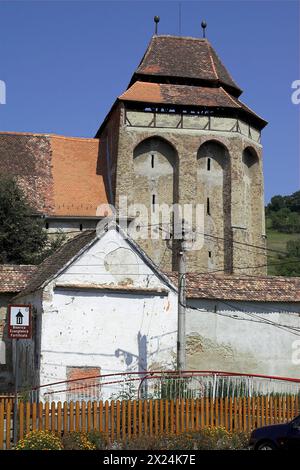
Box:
[0, 395, 14, 407]
[0, 396, 299, 449]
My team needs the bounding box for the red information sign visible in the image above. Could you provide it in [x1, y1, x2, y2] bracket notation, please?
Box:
[8, 305, 32, 339]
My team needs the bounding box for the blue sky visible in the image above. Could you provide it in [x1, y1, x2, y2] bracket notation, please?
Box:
[0, 0, 299, 202]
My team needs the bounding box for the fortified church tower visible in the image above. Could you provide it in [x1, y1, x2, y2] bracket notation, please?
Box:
[96, 29, 267, 274]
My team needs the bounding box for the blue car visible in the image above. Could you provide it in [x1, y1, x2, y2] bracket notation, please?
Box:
[249, 415, 300, 450]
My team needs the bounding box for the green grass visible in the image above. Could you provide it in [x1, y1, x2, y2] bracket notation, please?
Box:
[266, 226, 300, 275]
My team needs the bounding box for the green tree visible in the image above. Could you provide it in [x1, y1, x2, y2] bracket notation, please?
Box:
[266, 195, 285, 214]
[286, 191, 300, 213]
[275, 239, 300, 276]
[267, 191, 300, 216]
[268, 208, 300, 233]
[0, 176, 64, 264]
[270, 208, 292, 232]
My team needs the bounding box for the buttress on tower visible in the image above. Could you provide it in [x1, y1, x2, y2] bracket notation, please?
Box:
[96, 35, 267, 275]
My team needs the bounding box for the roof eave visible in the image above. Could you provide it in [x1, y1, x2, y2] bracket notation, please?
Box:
[120, 98, 267, 131]
[94, 99, 120, 138]
[128, 72, 243, 98]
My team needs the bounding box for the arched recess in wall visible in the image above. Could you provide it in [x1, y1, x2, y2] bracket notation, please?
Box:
[197, 140, 232, 272]
[133, 136, 178, 209]
[242, 146, 259, 233]
[133, 136, 178, 270]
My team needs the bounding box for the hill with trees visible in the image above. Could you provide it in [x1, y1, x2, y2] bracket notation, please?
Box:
[266, 191, 300, 276]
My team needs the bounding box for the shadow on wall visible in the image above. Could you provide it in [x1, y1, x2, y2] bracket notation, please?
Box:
[114, 331, 147, 372]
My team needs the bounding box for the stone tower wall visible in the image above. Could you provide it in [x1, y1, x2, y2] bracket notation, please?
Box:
[100, 104, 266, 274]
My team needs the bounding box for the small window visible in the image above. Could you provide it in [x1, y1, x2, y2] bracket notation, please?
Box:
[207, 158, 211, 171]
[208, 251, 212, 258]
[79, 224, 83, 231]
[207, 198, 210, 215]
[152, 194, 156, 211]
[151, 154, 155, 168]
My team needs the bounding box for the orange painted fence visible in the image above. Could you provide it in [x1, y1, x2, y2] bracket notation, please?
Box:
[0, 396, 299, 449]
[0, 395, 14, 407]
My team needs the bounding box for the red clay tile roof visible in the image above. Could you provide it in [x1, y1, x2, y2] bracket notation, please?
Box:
[14, 244, 300, 303]
[119, 82, 267, 129]
[133, 35, 242, 97]
[0, 265, 37, 293]
[0, 133, 109, 217]
[120, 82, 238, 107]
[50, 135, 109, 217]
[167, 273, 300, 303]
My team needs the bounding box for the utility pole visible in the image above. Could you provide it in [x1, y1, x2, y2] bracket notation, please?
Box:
[177, 229, 186, 373]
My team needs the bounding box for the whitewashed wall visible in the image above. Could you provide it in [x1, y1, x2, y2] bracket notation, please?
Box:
[186, 298, 300, 379]
[18, 228, 177, 400]
[16, 227, 300, 398]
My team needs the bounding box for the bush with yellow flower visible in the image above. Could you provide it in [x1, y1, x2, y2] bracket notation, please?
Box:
[16, 430, 63, 450]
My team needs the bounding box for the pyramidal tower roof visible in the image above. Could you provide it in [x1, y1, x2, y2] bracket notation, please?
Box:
[130, 35, 242, 98]
[117, 34, 267, 130]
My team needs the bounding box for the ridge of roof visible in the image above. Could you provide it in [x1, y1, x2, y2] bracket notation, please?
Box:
[152, 34, 207, 41]
[206, 41, 219, 80]
[0, 264, 37, 269]
[168, 272, 300, 282]
[0, 131, 98, 142]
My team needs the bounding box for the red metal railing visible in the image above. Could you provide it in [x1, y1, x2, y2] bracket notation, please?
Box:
[24, 370, 300, 403]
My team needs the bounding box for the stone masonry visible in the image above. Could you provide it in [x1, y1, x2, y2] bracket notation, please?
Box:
[96, 35, 267, 274]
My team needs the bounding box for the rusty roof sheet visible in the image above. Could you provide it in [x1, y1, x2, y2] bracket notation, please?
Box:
[0, 265, 37, 293]
[119, 82, 267, 128]
[134, 35, 242, 96]
[167, 273, 300, 303]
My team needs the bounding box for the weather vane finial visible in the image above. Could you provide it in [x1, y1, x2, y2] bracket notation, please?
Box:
[154, 16, 160, 35]
[201, 20, 207, 38]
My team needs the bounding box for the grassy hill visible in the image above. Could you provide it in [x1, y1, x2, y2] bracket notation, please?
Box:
[265, 191, 300, 276]
[266, 221, 300, 275]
